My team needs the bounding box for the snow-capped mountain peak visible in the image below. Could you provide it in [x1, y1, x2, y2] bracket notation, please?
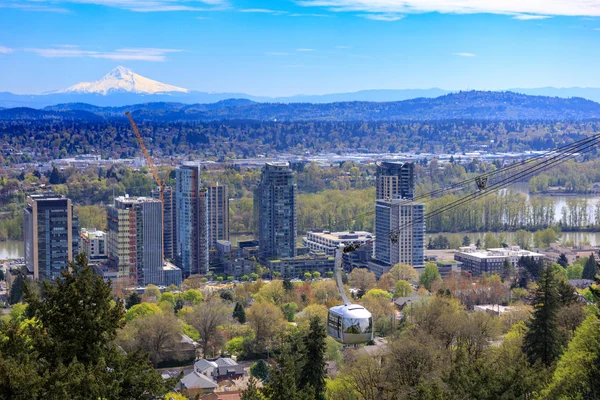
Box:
[55, 66, 189, 95]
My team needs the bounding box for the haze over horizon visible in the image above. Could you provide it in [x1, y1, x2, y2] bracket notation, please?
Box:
[1, 0, 600, 96]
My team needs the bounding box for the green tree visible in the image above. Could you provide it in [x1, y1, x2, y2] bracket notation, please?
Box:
[462, 235, 470, 246]
[282, 302, 298, 322]
[125, 302, 162, 322]
[501, 258, 515, 283]
[557, 253, 569, 269]
[542, 314, 600, 399]
[0, 253, 176, 399]
[242, 376, 266, 400]
[125, 291, 142, 309]
[8, 272, 24, 304]
[523, 266, 563, 367]
[394, 280, 413, 298]
[420, 263, 441, 291]
[251, 359, 269, 381]
[582, 254, 598, 279]
[566, 263, 584, 280]
[233, 302, 247, 324]
[299, 317, 327, 400]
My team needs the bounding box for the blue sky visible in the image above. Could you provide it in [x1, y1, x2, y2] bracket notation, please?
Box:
[1, 0, 600, 96]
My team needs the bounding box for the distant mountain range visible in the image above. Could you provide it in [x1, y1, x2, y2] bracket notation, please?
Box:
[4, 67, 600, 108]
[3, 91, 600, 121]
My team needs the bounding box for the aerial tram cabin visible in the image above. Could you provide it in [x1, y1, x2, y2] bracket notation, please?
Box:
[327, 244, 374, 345]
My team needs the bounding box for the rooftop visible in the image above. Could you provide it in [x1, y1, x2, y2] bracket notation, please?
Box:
[456, 245, 543, 259]
[306, 230, 373, 241]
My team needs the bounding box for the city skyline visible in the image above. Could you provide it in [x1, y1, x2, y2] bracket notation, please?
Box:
[1, 0, 600, 95]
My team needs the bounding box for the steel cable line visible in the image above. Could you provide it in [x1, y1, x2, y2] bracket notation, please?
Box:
[205, 135, 600, 275]
[323, 132, 600, 232]
[384, 135, 600, 242]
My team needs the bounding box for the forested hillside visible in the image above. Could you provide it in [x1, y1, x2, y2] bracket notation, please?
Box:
[0, 118, 598, 163]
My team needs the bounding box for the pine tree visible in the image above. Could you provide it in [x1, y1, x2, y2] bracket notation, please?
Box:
[233, 302, 247, 323]
[263, 347, 300, 400]
[250, 359, 269, 381]
[501, 258, 515, 284]
[523, 266, 563, 367]
[8, 271, 24, 304]
[557, 253, 569, 269]
[582, 254, 598, 280]
[0, 253, 177, 398]
[299, 317, 327, 400]
[242, 376, 266, 400]
[125, 291, 141, 309]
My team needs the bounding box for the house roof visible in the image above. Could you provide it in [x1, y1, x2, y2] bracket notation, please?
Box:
[195, 359, 218, 372]
[201, 391, 242, 400]
[180, 371, 218, 390]
[214, 358, 237, 367]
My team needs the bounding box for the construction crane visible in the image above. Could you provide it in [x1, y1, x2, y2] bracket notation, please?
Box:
[125, 111, 170, 263]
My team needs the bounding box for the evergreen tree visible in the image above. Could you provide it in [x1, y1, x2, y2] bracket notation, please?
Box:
[251, 359, 269, 381]
[233, 302, 246, 323]
[557, 253, 569, 269]
[125, 291, 141, 309]
[48, 166, 64, 184]
[263, 347, 300, 400]
[523, 266, 563, 367]
[462, 235, 470, 246]
[299, 317, 327, 400]
[501, 258, 515, 284]
[283, 276, 293, 291]
[475, 238, 481, 248]
[242, 376, 266, 400]
[8, 271, 24, 304]
[582, 254, 598, 280]
[0, 253, 177, 399]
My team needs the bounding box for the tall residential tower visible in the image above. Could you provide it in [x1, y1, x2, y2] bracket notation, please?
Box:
[107, 196, 165, 286]
[255, 162, 297, 260]
[175, 165, 209, 276]
[376, 161, 414, 201]
[23, 194, 79, 281]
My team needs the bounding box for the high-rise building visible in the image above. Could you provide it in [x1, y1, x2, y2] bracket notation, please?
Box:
[24, 194, 79, 281]
[153, 185, 176, 260]
[206, 182, 229, 247]
[374, 200, 425, 269]
[175, 165, 209, 276]
[107, 196, 164, 286]
[376, 161, 414, 201]
[255, 162, 297, 260]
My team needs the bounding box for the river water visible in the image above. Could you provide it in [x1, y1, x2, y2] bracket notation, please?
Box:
[0, 240, 23, 260]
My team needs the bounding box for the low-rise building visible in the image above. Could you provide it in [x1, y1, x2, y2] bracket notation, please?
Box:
[162, 262, 183, 287]
[79, 228, 108, 261]
[454, 245, 543, 276]
[267, 253, 335, 278]
[303, 230, 373, 256]
[436, 259, 462, 278]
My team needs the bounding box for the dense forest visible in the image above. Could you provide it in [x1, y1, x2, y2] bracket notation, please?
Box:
[1, 118, 599, 163]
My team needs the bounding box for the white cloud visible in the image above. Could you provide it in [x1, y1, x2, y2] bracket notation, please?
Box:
[335, 45, 352, 49]
[7, 0, 227, 13]
[594, 27, 600, 30]
[454, 52, 476, 57]
[26, 46, 182, 61]
[297, 48, 314, 52]
[265, 52, 293, 56]
[296, 0, 600, 19]
[288, 13, 330, 17]
[0, 2, 70, 12]
[360, 12, 403, 21]
[240, 8, 287, 14]
[0, 46, 14, 54]
[513, 14, 551, 20]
